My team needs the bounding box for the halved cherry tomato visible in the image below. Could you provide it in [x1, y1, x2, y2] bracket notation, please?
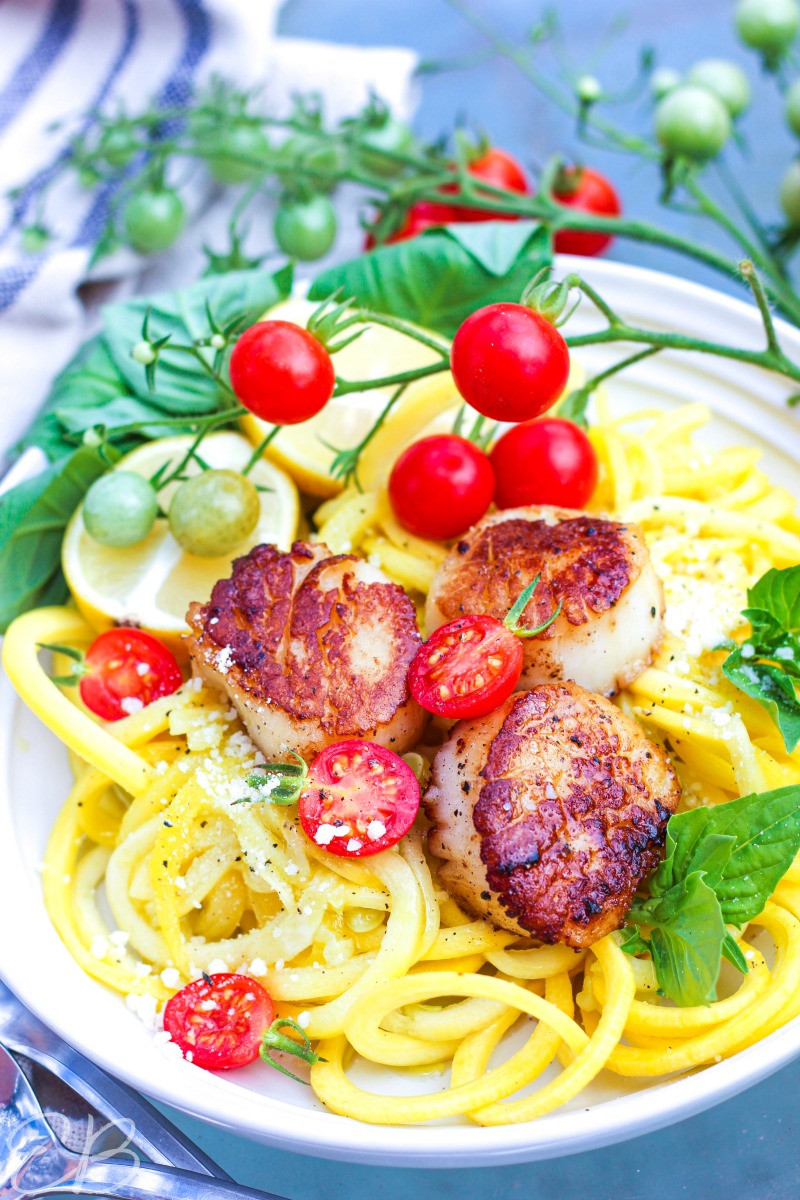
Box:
[490, 418, 599, 509]
[298, 740, 420, 858]
[388, 434, 495, 540]
[408, 615, 523, 720]
[163, 973, 274, 1070]
[80, 629, 183, 721]
[451, 303, 570, 424]
[229, 321, 335, 424]
[552, 166, 621, 257]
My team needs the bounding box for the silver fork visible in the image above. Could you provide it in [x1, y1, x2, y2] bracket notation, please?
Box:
[0, 976, 230, 1175]
[0, 1043, 286, 1200]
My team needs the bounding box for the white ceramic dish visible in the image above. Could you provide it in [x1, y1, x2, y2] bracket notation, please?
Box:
[2, 257, 800, 1168]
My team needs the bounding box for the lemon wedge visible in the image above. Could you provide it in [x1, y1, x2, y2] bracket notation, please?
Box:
[63, 432, 299, 652]
[240, 297, 461, 497]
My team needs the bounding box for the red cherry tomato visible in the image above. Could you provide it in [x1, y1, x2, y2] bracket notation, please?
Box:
[552, 167, 621, 257]
[490, 418, 599, 510]
[469, 147, 529, 194]
[79, 629, 182, 721]
[365, 148, 528, 247]
[364, 200, 458, 249]
[229, 321, 335, 425]
[450, 303, 570, 424]
[388, 434, 495, 540]
[298, 740, 420, 858]
[163, 973, 274, 1071]
[409, 615, 523, 719]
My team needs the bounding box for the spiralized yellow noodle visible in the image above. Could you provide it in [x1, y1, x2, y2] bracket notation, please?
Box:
[4, 396, 800, 1126]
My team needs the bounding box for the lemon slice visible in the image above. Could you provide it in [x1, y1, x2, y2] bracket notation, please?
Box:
[63, 432, 299, 652]
[240, 297, 461, 498]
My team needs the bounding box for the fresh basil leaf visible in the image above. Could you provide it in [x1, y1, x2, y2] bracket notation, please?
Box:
[103, 267, 292, 412]
[651, 809, 735, 897]
[646, 874, 727, 1007]
[309, 221, 552, 338]
[708, 785, 800, 925]
[746, 565, 800, 634]
[619, 926, 650, 957]
[0, 445, 116, 631]
[721, 932, 748, 974]
[722, 650, 800, 753]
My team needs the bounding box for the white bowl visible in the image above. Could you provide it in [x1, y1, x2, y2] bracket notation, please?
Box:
[2, 257, 800, 1168]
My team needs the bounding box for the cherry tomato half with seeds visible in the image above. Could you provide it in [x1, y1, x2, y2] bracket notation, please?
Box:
[163, 973, 274, 1070]
[450, 303, 570, 424]
[388, 434, 495, 541]
[80, 629, 183, 722]
[409, 615, 524, 720]
[299, 740, 420, 858]
[490, 418, 599, 510]
[229, 321, 335, 425]
[552, 166, 621, 257]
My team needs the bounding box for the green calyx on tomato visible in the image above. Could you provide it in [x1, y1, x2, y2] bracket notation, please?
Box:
[122, 187, 186, 254]
[274, 194, 337, 261]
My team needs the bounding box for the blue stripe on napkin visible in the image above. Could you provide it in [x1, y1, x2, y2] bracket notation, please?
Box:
[0, 0, 81, 134]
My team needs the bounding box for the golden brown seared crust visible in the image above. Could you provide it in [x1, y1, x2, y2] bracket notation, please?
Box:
[433, 511, 645, 638]
[474, 685, 679, 946]
[186, 540, 424, 742]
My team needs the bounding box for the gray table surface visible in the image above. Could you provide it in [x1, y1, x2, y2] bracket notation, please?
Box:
[73, 1, 800, 1195]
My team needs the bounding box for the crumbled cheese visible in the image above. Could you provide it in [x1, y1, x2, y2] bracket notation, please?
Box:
[90, 936, 109, 960]
[741, 643, 755, 659]
[776, 647, 795, 660]
[174, 876, 187, 891]
[346, 838, 363, 853]
[136, 662, 150, 677]
[134, 962, 153, 978]
[314, 824, 337, 846]
[206, 958, 229, 975]
[120, 696, 144, 715]
[284, 862, 299, 876]
[544, 783, 557, 800]
[249, 958, 267, 976]
[215, 646, 234, 674]
[274, 959, 285, 971]
[160, 967, 181, 989]
[152, 1031, 173, 1047]
[366, 820, 386, 841]
[125, 993, 160, 1030]
[160, 1041, 185, 1063]
[297, 1011, 311, 1029]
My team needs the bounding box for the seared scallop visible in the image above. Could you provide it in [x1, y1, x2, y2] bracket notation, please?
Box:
[186, 540, 428, 763]
[424, 682, 679, 947]
[426, 506, 663, 696]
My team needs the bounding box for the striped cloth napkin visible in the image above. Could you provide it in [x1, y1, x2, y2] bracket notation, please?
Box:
[0, 0, 418, 473]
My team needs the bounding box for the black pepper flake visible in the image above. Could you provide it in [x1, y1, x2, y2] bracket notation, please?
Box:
[461, 781, 471, 794]
[457, 541, 469, 555]
[480, 891, 491, 901]
[569, 735, 583, 746]
[650, 606, 657, 618]
[163, 820, 173, 828]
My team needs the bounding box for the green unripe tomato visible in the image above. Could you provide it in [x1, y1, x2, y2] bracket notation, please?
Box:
[123, 188, 186, 254]
[780, 160, 800, 226]
[735, 0, 799, 65]
[200, 122, 270, 184]
[274, 194, 337, 261]
[687, 58, 751, 117]
[100, 127, 139, 168]
[357, 115, 414, 177]
[651, 68, 682, 100]
[654, 85, 732, 161]
[168, 470, 260, 557]
[83, 471, 158, 548]
[785, 78, 800, 135]
[280, 134, 345, 192]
